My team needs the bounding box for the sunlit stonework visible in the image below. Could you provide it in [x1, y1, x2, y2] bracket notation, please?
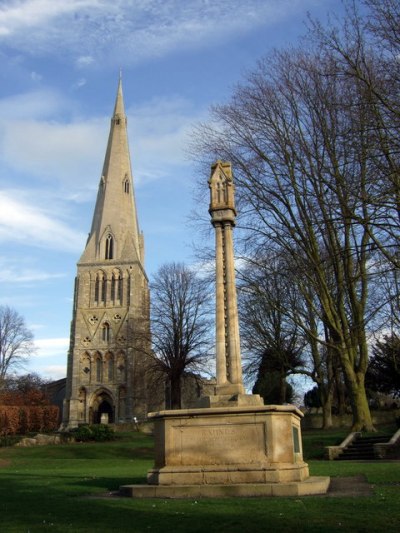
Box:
[62, 79, 151, 428]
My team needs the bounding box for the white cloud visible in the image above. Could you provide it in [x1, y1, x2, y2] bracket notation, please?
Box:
[32, 338, 68, 379]
[74, 78, 87, 88]
[0, 1, 319, 66]
[0, 190, 86, 252]
[76, 55, 94, 68]
[0, 89, 67, 120]
[0, 268, 65, 283]
[30, 71, 42, 82]
[34, 337, 69, 358]
[129, 97, 206, 183]
[0, 90, 203, 188]
[0, 0, 99, 36]
[40, 365, 67, 380]
[0, 116, 107, 185]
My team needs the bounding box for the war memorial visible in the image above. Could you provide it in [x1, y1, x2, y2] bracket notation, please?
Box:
[121, 161, 330, 498]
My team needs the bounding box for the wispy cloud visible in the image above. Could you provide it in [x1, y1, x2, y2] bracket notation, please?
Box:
[0, 190, 86, 252]
[39, 365, 67, 380]
[0, 0, 98, 36]
[76, 55, 94, 68]
[0, 269, 65, 284]
[0, 89, 68, 120]
[0, 1, 317, 66]
[129, 96, 206, 183]
[0, 88, 105, 186]
[34, 337, 69, 358]
[0, 118, 107, 184]
[0, 90, 203, 188]
[32, 338, 68, 378]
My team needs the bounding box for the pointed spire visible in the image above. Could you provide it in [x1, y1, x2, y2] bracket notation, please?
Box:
[113, 73, 125, 119]
[79, 78, 144, 267]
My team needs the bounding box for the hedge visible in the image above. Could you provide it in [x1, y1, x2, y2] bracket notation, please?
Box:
[0, 405, 59, 436]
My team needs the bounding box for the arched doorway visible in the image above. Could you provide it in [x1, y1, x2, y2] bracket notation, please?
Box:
[90, 390, 114, 424]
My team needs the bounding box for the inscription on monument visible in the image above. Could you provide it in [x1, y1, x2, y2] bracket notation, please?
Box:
[171, 422, 267, 465]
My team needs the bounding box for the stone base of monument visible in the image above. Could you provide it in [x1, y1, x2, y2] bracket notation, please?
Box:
[197, 392, 264, 408]
[120, 404, 330, 498]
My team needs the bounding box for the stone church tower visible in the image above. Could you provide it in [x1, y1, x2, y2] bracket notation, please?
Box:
[62, 79, 151, 428]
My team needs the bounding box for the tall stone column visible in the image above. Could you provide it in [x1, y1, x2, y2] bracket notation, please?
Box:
[214, 222, 227, 384]
[208, 161, 248, 399]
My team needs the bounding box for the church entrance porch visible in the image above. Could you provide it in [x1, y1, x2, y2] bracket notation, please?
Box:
[90, 390, 115, 424]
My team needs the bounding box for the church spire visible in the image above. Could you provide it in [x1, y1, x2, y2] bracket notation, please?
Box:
[112, 75, 125, 123]
[80, 78, 144, 266]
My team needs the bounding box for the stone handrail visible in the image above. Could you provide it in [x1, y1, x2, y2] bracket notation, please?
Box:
[325, 432, 361, 460]
[374, 428, 400, 459]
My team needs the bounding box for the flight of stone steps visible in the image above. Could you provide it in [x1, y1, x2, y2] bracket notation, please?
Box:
[335, 434, 392, 460]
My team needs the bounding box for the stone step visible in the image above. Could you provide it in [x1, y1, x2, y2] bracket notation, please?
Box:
[335, 434, 393, 461]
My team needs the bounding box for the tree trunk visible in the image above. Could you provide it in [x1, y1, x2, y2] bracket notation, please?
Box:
[170, 375, 181, 410]
[279, 371, 286, 404]
[333, 362, 347, 416]
[321, 388, 333, 429]
[346, 372, 375, 431]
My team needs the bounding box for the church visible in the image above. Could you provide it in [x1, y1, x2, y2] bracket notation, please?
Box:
[62, 79, 152, 428]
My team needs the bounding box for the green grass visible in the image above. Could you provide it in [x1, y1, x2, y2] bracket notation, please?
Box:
[0, 430, 399, 532]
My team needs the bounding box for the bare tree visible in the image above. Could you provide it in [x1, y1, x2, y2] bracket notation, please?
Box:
[309, 0, 400, 270]
[149, 263, 212, 409]
[238, 256, 305, 378]
[238, 254, 343, 428]
[0, 306, 35, 389]
[192, 33, 386, 430]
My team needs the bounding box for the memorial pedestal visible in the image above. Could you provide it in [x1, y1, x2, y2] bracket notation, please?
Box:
[120, 404, 330, 498]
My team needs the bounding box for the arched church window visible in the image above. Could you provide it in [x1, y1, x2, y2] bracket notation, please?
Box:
[117, 352, 126, 381]
[95, 275, 100, 303]
[95, 356, 102, 382]
[95, 271, 106, 304]
[106, 353, 114, 381]
[111, 269, 122, 303]
[105, 234, 114, 260]
[78, 387, 87, 421]
[118, 386, 126, 420]
[102, 323, 111, 342]
[123, 177, 130, 194]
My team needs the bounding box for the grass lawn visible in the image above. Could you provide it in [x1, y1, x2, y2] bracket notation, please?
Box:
[0, 430, 399, 532]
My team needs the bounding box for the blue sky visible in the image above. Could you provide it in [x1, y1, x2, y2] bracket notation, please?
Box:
[0, 0, 345, 381]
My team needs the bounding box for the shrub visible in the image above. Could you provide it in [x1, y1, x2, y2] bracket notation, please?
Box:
[70, 425, 93, 442]
[91, 424, 115, 442]
[0, 434, 21, 447]
[70, 424, 115, 442]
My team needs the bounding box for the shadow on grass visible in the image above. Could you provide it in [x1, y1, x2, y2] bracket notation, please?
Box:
[1, 443, 154, 461]
[2, 466, 400, 533]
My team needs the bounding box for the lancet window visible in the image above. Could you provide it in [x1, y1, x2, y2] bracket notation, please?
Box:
[102, 322, 111, 342]
[106, 352, 114, 382]
[111, 269, 122, 303]
[105, 234, 114, 260]
[95, 355, 102, 382]
[123, 175, 130, 194]
[78, 387, 87, 420]
[94, 271, 106, 304]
